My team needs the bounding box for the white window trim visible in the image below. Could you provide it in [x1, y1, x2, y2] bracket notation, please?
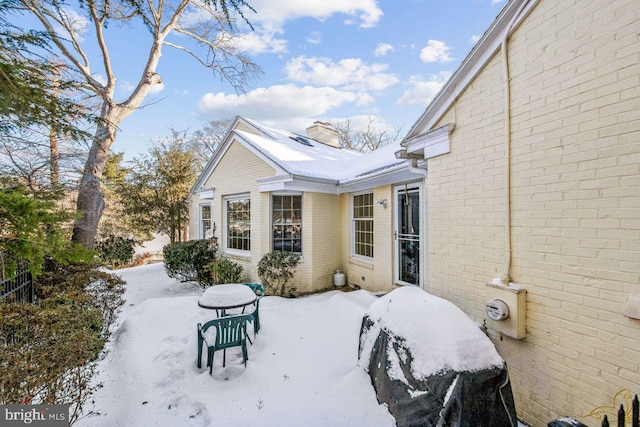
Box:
[271, 193, 303, 255]
[199, 204, 212, 240]
[223, 193, 251, 256]
[350, 190, 374, 263]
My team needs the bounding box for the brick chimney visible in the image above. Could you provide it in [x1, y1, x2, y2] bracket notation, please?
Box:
[306, 121, 340, 148]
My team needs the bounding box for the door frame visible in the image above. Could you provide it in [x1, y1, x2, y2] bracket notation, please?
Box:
[394, 182, 425, 288]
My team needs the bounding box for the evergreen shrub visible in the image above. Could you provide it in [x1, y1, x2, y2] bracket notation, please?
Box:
[257, 251, 300, 297]
[208, 257, 243, 284]
[163, 239, 217, 287]
[96, 235, 135, 269]
[0, 260, 125, 424]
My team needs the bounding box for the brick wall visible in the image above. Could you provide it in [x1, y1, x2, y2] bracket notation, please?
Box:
[341, 185, 399, 293]
[426, 0, 640, 425]
[189, 140, 346, 293]
[189, 139, 275, 281]
[303, 192, 343, 293]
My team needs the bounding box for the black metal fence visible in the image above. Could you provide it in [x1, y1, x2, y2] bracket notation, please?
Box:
[0, 257, 34, 304]
[548, 394, 639, 427]
[601, 395, 639, 427]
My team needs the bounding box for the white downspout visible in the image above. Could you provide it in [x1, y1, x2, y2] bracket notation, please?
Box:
[409, 158, 427, 178]
[499, 0, 535, 285]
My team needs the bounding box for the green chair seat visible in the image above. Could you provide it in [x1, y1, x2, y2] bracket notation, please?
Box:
[197, 314, 252, 374]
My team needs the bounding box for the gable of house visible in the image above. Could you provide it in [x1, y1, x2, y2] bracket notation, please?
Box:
[190, 116, 428, 294]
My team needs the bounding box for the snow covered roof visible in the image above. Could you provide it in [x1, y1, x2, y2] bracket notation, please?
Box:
[193, 116, 421, 195]
[236, 118, 363, 181]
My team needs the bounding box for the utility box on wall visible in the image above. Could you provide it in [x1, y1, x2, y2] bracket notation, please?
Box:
[485, 281, 527, 339]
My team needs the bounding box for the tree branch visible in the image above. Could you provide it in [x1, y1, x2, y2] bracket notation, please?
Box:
[18, 0, 105, 96]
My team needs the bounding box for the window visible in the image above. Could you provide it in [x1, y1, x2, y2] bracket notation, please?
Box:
[353, 192, 374, 258]
[200, 205, 212, 239]
[225, 195, 250, 251]
[272, 195, 302, 253]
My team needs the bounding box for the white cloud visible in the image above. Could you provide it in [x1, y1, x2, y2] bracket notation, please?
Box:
[470, 34, 481, 44]
[182, 1, 381, 55]
[374, 43, 394, 57]
[307, 31, 322, 45]
[419, 39, 454, 63]
[119, 81, 136, 93]
[58, 7, 88, 41]
[285, 56, 399, 91]
[118, 80, 164, 95]
[235, 25, 288, 54]
[396, 72, 453, 106]
[197, 84, 374, 122]
[333, 114, 396, 132]
[149, 82, 165, 95]
[490, 0, 506, 4]
[92, 73, 107, 86]
[249, 0, 383, 28]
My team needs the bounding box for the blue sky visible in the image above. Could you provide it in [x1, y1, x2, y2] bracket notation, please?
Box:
[18, 0, 508, 159]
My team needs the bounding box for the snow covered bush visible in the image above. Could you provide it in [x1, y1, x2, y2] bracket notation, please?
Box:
[257, 251, 300, 297]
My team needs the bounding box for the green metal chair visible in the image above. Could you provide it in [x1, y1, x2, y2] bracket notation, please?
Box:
[242, 283, 264, 336]
[197, 314, 251, 374]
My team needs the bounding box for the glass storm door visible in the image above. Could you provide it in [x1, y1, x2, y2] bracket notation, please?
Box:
[395, 185, 421, 286]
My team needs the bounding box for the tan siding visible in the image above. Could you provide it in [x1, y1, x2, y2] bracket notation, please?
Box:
[425, 0, 640, 425]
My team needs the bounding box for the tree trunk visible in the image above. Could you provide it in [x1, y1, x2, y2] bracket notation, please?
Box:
[49, 127, 59, 188]
[72, 114, 118, 248]
[49, 62, 60, 188]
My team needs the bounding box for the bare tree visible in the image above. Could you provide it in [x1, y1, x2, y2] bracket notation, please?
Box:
[333, 116, 402, 152]
[189, 118, 233, 166]
[17, 0, 261, 247]
[0, 125, 89, 191]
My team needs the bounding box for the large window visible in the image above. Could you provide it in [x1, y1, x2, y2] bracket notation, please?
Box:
[200, 205, 212, 239]
[353, 192, 374, 258]
[225, 195, 250, 251]
[272, 195, 302, 253]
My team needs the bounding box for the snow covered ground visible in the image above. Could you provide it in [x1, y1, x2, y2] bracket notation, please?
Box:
[78, 263, 395, 426]
[78, 263, 529, 426]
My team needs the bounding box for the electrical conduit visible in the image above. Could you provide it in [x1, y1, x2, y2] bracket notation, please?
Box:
[499, 0, 537, 285]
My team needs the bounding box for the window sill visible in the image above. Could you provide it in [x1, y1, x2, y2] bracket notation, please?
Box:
[223, 250, 251, 261]
[348, 256, 374, 269]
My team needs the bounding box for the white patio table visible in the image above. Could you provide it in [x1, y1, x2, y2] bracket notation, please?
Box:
[197, 284, 257, 317]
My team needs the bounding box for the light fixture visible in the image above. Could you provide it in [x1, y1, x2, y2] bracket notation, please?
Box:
[375, 198, 388, 208]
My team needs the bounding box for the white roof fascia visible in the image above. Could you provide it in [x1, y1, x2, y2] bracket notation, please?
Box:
[232, 132, 290, 175]
[190, 116, 281, 194]
[195, 187, 214, 200]
[404, 123, 455, 158]
[402, 0, 535, 141]
[257, 174, 340, 194]
[191, 128, 288, 195]
[339, 166, 422, 194]
[190, 115, 246, 194]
